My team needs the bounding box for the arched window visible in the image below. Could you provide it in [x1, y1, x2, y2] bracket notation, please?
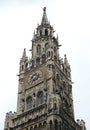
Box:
[37, 44, 41, 55]
[26, 96, 33, 110]
[38, 91, 44, 105]
[45, 29, 48, 36]
[25, 63, 28, 70]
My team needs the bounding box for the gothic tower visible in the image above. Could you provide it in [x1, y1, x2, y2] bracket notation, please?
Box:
[4, 7, 86, 130]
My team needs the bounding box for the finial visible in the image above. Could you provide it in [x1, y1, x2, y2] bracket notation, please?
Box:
[43, 7, 46, 13]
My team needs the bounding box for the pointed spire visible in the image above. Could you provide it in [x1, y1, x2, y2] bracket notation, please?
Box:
[41, 7, 49, 25]
[22, 48, 26, 59]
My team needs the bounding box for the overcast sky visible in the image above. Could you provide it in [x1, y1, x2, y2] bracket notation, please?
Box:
[0, 0, 90, 130]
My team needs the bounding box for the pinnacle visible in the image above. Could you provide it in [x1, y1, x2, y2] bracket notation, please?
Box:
[22, 48, 26, 59]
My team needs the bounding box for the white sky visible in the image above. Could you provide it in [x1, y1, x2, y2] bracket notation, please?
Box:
[0, 0, 90, 130]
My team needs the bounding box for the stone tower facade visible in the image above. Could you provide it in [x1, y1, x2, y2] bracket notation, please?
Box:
[4, 7, 86, 130]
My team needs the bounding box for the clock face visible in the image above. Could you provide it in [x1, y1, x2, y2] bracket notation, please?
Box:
[29, 71, 42, 84]
[31, 72, 40, 82]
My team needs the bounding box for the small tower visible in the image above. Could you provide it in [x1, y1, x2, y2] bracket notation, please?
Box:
[4, 7, 86, 130]
[19, 48, 28, 74]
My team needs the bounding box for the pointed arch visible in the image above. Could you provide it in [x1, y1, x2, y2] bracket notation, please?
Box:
[45, 28, 48, 36]
[26, 96, 33, 110]
[37, 91, 44, 105]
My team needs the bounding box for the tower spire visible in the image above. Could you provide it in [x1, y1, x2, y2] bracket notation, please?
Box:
[41, 7, 49, 25]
